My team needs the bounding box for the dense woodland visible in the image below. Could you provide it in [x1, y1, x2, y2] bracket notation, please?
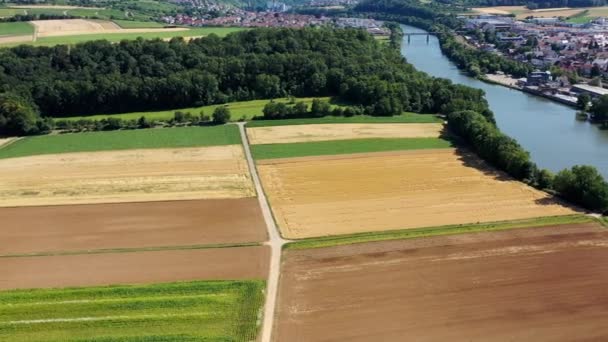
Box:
[0, 27, 489, 131]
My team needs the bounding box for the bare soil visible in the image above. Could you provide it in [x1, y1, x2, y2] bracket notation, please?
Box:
[0, 145, 255, 207]
[258, 149, 576, 239]
[247, 123, 444, 145]
[31, 19, 187, 38]
[0, 246, 269, 290]
[0, 198, 267, 255]
[275, 223, 608, 341]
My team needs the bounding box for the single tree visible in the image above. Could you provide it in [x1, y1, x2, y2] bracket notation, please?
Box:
[212, 106, 231, 124]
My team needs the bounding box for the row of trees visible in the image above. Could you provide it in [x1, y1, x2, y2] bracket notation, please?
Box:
[448, 110, 608, 212]
[55, 106, 231, 133]
[262, 99, 366, 120]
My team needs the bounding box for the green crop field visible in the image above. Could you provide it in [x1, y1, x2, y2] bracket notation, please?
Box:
[61, 97, 331, 122]
[0, 22, 33, 36]
[113, 19, 166, 28]
[0, 125, 241, 159]
[0, 280, 265, 342]
[246, 113, 442, 127]
[252, 137, 453, 160]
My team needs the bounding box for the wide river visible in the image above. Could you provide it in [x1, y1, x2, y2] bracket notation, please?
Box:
[400, 24, 608, 179]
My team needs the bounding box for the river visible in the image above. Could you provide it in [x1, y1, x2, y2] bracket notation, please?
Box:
[400, 24, 608, 179]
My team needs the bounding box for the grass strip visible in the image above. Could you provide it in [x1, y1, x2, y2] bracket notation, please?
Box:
[0, 242, 261, 258]
[252, 137, 452, 159]
[0, 125, 240, 159]
[60, 97, 330, 122]
[246, 113, 442, 127]
[0, 280, 265, 341]
[284, 215, 594, 250]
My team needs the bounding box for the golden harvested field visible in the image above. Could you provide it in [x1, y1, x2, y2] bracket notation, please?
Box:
[247, 123, 444, 145]
[0, 145, 255, 207]
[275, 224, 608, 341]
[0, 246, 270, 290]
[31, 19, 187, 38]
[258, 149, 576, 239]
[472, 6, 585, 18]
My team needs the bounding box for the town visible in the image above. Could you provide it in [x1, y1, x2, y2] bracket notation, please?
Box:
[463, 13, 608, 106]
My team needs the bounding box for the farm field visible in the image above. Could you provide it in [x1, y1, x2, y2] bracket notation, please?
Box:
[275, 223, 608, 341]
[113, 19, 166, 28]
[252, 137, 452, 159]
[31, 26, 243, 46]
[472, 6, 586, 19]
[0, 280, 264, 341]
[0, 145, 255, 207]
[0, 198, 266, 255]
[62, 97, 332, 122]
[0, 18, 244, 46]
[30, 19, 186, 38]
[247, 123, 444, 145]
[0, 21, 33, 35]
[0, 125, 240, 159]
[0, 246, 269, 289]
[257, 148, 575, 239]
[246, 113, 442, 127]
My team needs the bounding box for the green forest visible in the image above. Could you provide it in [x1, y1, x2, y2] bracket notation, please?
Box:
[0, 27, 488, 135]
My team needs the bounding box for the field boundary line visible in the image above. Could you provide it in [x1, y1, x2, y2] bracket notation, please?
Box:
[0, 242, 262, 258]
[284, 214, 595, 250]
[236, 122, 289, 342]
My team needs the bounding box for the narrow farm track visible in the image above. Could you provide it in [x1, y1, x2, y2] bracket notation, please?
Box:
[236, 122, 288, 342]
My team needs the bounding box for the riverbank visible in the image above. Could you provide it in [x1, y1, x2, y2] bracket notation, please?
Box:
[482, 73, 578, 107]
[400, 23, 608, 179]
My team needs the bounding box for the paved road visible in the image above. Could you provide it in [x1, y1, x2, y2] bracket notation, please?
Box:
[237, 122, 288, 342]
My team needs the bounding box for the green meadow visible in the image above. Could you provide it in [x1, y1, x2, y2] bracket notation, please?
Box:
[60, 97, 330, 122]
[252, 137, 452, 160]
[0, 125, 241, 159]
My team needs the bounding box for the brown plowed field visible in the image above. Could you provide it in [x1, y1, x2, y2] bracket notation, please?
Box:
[0, 145, 255, 207]
[0, 246, 269, 290]
[275, 223, 608, 341]
[0, 198, 266, 255]
[258, 149, 576, 239]
[247, 123, 444, 145]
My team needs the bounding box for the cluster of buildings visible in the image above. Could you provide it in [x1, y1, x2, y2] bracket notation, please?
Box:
[162, 11, 330, 28]
[162, 11, 388, 34]
[464, 15, 608, 78]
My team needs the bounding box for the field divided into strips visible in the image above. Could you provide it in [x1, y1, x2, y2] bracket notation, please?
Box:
[0, 18, 245, 47]
[275, 223, 608, 341]
[0, 280, 265, 342]
[62, 97, 333, 122]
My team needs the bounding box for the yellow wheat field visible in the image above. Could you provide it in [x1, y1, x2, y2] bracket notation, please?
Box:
[0, 145, 255, 207]
[247, 123, 444, 145]
[258, 149, 576, 239]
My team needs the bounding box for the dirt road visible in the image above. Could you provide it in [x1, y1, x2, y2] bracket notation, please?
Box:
[237, 123, 288, 342]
